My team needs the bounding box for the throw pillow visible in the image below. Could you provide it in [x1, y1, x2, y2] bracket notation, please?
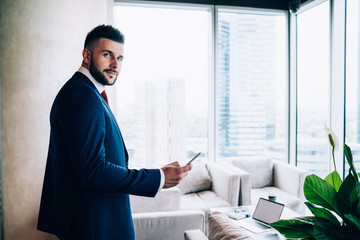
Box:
[177, 160, 212, 194]
[232, 156, 273, 188]
[208, 211, 255, 240]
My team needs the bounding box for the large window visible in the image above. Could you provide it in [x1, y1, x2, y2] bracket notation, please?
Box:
[114, 4, 210, 168]
[346, 0, 360, 171]
[215, 8, 287, 161]
[296, 1, 330, 177]
[113, 1, 357, 177]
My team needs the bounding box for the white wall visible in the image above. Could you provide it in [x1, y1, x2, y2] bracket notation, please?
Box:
[0, 0, 112, 239]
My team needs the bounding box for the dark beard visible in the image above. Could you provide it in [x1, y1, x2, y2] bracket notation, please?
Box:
[89, 55, 117, 86]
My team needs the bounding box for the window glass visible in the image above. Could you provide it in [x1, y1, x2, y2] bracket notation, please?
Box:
[114, 5, 209, 168]
[296, 1, 330, 177]
[345, 0, 360, 171]
[216, 9, 287, 161]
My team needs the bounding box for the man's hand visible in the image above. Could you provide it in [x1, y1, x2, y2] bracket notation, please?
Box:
[161, 161, 192, 189]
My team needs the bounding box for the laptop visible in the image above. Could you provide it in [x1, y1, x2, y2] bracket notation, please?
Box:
[237, 197, 284, 234]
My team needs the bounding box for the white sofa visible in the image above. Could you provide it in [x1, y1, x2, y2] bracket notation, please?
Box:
[219, 156, 309, 214]
[131, 188, 205, 240]
[131, 188, 181, 214]
[179, 161, 241, 213]
[130, 161, 242, 238]
[133, 210, 205, 240]
[131, 161, 241, 213]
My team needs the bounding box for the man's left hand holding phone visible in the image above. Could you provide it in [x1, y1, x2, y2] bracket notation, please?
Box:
[161, 152, 201, 189]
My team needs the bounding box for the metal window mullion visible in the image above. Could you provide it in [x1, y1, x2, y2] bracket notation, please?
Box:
[209, 5, 216, 162]
[330, 0, 346, 177]
[289, 12, 298, 166]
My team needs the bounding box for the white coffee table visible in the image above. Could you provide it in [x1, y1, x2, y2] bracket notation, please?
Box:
[209, 205, 300, 240]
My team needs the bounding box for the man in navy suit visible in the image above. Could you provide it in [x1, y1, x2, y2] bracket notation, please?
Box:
[37, 25, 192, 240]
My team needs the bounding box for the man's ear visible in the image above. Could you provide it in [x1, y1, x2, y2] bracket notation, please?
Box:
[82, 49, 91, 64]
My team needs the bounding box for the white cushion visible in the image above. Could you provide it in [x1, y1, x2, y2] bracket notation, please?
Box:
[184, 230, 208, 240]
[177, 161, 212, 194]
[130, 188, 181, 213]
[181, 190, 230, 212]
[232, 156, 273, 188]
[208, 211, 254, 240]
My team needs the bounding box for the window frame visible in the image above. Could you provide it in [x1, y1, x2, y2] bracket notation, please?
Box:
[291, 0, 346, 177]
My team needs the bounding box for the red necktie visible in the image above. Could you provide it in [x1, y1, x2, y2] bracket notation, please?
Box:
[101, 90, 109, 105]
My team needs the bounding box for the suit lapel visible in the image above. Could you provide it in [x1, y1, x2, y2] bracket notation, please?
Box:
[77, 72, 130, 165]
[99, 93, 129, 165]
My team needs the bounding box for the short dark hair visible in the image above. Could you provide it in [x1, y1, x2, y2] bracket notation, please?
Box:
[84, 24, 125, 49]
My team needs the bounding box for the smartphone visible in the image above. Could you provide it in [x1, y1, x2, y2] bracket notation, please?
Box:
[186, 152, 201, 165]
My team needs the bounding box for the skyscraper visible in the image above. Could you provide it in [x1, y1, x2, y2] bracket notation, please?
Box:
[133, 79, 186, 167]
[216, 12, 278, 158]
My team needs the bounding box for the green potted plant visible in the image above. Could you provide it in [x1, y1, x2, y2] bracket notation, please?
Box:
[270, 125, 360, 239]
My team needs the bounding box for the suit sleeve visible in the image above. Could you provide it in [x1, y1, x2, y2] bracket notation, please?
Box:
[54, 86, 160, 197]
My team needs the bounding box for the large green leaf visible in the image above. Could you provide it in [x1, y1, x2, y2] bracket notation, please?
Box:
[324, 170, 342, 192]
[344, 213, 360, 232]
[344, 144, 359, 182]
[270, 218, 314, 239]
[304, 174, 337, 212]
[305, 202, 340, 226]
[336, 173, 360, 215]
[313, 221, 347, 240]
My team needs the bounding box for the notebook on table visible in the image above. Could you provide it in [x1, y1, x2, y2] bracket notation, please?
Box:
[237, 197, 284, 234]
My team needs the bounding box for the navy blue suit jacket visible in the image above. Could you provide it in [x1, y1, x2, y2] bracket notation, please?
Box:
[37, 72, 161, 240]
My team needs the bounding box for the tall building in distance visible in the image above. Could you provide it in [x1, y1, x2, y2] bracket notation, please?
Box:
[216, 13, 279, 158]
[217, 20, 231, 156]
[132, 79, 186, 168]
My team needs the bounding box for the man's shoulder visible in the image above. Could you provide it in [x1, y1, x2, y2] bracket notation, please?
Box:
[60, 72, 97, 94]
[53, 72, 100, 107]
[67, 72, 95, 88]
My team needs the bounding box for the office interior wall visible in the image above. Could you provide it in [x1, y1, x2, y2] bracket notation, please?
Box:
[0, 0, 112, 239]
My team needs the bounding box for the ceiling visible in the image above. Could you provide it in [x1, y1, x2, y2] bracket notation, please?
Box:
[135, 0, 310, 10]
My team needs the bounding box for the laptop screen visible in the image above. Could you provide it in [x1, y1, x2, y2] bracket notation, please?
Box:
[252, 198, 284, 224]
